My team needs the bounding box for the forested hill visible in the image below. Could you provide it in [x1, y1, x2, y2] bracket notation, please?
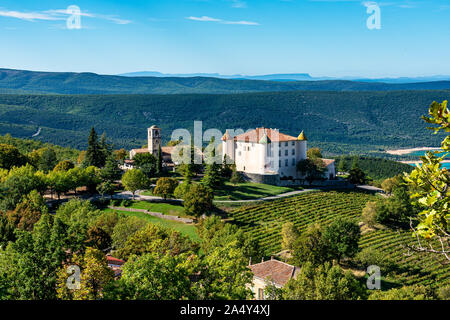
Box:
[0, 90, 448, 153]
[3, 68, 450, 94]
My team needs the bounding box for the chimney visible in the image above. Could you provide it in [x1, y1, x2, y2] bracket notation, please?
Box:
[261, 257, 264, 263]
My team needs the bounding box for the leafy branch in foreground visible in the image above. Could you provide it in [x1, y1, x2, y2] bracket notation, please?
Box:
[404, 100, 450, 261]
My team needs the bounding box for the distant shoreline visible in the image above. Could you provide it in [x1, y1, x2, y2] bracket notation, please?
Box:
[385, 147, 441, 156]
[400, 160, 450, 165]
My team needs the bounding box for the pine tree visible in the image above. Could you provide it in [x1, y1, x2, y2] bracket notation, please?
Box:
[100, 156, 122, 183]
[85, 128, 106, 168]
[337, 156, 347, 173]
[230, 165, 244, 185]
[202, 162, 223, 190]
[99, 132, 110, 166]
[202, 145, 223, 189]
[351, 156, 359, 170]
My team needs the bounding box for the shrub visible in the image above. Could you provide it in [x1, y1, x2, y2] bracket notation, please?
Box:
[174, 181, 191, 199]
[368, 285, 434, 300]
[362, 201, 379, 228]
[354, 247, 396, 274]
[153, 177, 178, 199]
[121, 199, 132, 207]
[437, 285, 450, 300]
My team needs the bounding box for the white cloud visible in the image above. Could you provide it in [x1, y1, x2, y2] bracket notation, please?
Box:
[230, 0, 247, 8]
[0, 7, 131, 25]
[187, 16, 222, 22]
[0, 10, 62, 21]
[186, 16, 259, 25]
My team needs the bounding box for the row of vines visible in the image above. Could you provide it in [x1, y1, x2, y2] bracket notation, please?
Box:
[229, 191, 450, 288]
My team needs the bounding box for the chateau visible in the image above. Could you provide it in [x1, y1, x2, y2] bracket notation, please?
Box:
[222, 127, 335, 184]
[129, 125, 335, 185]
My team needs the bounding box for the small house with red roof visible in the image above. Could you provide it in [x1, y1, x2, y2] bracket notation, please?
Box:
[106, 255, 125, 278]
[248, 258, 300, 300]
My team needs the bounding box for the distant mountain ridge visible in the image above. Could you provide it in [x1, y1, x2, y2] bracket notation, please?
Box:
[120, 71, 450, 83]
[2, 68, 450, 95]
[119, 71, 314, 81]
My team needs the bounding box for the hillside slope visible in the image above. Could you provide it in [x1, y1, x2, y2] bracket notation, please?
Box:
[230, 191, 450, 289]
[3, 69, 450, 94]
[0, 90, 448, 152]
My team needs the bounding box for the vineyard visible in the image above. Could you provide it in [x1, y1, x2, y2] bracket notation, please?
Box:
[229, 190, 450, 288]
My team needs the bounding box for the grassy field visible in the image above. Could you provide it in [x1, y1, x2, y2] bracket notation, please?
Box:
[127, 200, 187, 217]
[228, 190, 450, 289]
[103, 208, 199, 242]
[214, 182, 301, 201]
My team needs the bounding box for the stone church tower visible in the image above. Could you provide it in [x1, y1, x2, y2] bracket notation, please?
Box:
[147, 125, 161, 155]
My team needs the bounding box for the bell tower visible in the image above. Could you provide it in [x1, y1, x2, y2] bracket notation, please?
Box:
[148, 125, 161, 155]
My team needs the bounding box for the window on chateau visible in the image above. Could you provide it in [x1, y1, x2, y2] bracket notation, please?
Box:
[285, 142, 288, 147]
[292, 158, 295, 166]
[292, 149, 295, 155]
[279, 160, 281, 168]
[285, 159, 288, 167]
[285, 150, 288, 156]
[291, 141, 295, 146]
[238, 151, 242, 156]
[279, 150, 281, 157]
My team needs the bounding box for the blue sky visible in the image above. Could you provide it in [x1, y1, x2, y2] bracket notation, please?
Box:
[0, 0, 449, 77]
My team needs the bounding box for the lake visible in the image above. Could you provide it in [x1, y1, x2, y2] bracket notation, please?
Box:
[404, 149, 450, 169]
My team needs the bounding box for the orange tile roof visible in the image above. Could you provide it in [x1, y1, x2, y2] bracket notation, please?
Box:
[234, 128, 297, 143]
[131, 148, 149, 154]
[107, 256, 125, 266]
[222, 130, 232, 141]
[161, 146, 174, 155]
[322, 159, 335, 166]
[249, 259, 299, 287]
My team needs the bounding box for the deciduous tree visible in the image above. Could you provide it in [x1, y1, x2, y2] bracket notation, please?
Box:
[183, 184, 214, 218]
[153, 177, 178, 199]
[122, 169, 148, 200]
[322, 218, 360, 264]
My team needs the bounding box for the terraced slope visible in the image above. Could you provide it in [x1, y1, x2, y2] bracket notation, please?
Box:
[229, 191, 450, 288]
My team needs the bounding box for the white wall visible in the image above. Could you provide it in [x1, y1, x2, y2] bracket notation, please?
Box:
[235, 142, 265, 174]
[223, 138, 309, 179]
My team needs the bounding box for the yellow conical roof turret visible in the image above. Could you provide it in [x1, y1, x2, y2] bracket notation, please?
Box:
[221, 130, 232, 141]
[297, 130, 307, 141]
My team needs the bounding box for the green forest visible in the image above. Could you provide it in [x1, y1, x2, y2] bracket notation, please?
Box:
[335, 156, 414, 180]
[0, 90, 448, 154]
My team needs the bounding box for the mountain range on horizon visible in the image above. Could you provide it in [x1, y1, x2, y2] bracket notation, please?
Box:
[2, 68, 450, 95]
[119, 71, 450, 84]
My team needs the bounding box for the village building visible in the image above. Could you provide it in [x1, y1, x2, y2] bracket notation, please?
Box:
[222, 127, 335, 185]
[106, 255, 126, 279]
[128, 125, 175, 169]
[248, 258, 300, 300]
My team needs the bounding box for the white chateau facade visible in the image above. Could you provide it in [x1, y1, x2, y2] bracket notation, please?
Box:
[222, 127, 335, 183]
[127, 125, 335, 184]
